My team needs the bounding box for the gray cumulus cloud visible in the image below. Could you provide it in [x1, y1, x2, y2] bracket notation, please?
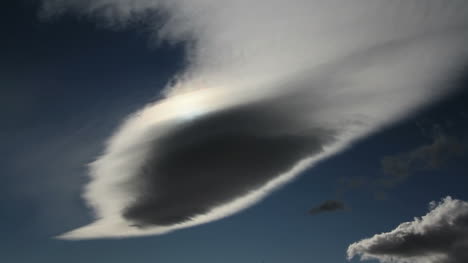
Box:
[347, 196, 468, 263]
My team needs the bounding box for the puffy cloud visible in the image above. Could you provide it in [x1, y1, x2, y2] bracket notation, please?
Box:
[347, 196, 468, 263]
[309, 200, 345, 216]
[38, 0, 468, 239]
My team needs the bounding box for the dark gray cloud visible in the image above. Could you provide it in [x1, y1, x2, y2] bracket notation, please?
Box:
[124, 98, 337, 227]
[309, 200, 345, 216]
[347, 197, 468, 263]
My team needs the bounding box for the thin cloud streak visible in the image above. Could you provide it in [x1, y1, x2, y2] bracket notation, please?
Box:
[39, 0, 468, 239]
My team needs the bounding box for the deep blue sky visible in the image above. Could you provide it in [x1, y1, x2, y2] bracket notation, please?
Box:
[1, 1, 468, 263]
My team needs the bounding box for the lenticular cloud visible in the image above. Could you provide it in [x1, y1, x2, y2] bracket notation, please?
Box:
[41, 0, 468, 239]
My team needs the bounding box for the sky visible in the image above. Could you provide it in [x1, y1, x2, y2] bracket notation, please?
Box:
[1, 1, 468, 262]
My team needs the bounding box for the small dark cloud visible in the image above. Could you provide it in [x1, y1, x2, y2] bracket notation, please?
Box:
[309, 200, 345, 216]
[347, 196, 468, 263]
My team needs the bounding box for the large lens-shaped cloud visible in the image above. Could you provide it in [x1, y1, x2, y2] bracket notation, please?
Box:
[41, 0, 468, 239]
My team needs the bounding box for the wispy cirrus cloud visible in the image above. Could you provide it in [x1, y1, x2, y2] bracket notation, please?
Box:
[381, 134, 466, 187]
[336, 125, 467, 200]
[37, 0, 468, 239]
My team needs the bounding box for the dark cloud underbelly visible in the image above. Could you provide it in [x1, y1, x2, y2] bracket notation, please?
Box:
[123, 101, 333, 226]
